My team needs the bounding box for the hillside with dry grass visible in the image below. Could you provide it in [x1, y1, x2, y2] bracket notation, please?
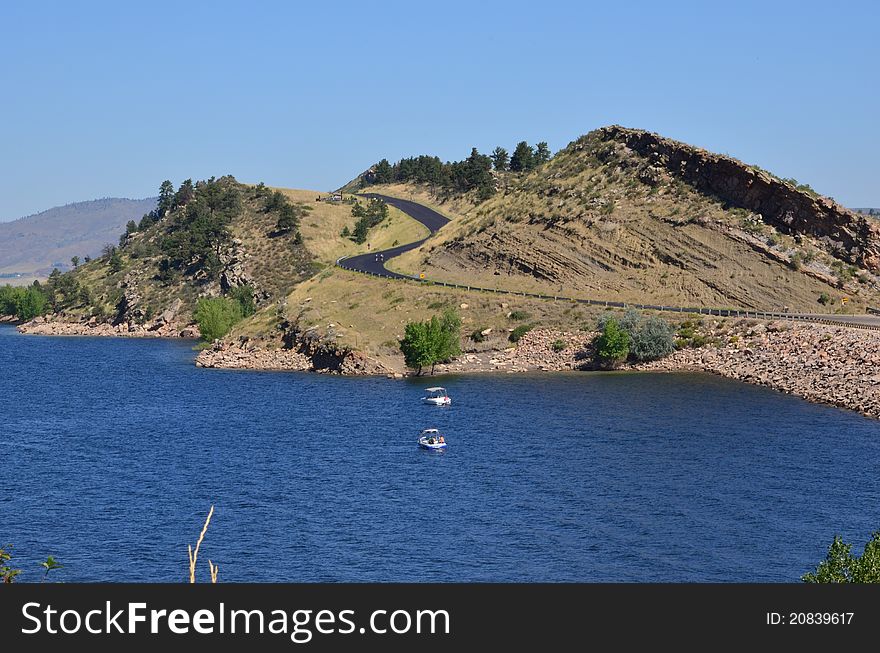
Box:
[25, 177, 429, 338]
[372, 127, 880, 314]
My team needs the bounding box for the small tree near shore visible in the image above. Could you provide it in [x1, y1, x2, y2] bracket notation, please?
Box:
[399, 309, 461, 375]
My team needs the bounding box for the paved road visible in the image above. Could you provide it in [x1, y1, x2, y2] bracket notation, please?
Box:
[335, 193, 449, 279]
[336, 195, 880, 331]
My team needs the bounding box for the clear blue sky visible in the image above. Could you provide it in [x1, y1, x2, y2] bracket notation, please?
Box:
[1, 0, 877, 220]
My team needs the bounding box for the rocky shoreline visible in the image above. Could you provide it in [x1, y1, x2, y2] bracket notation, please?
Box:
[635, 321, 880, 419]
[14, 313, 877, 419]
[17, 315, 199, 338]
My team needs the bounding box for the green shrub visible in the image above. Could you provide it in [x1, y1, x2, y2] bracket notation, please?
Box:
[227, 285, 256, 317]
[818, 292, 832, 306]
[598, 310, 675, 361]
[628, 315, 676, 361]
[470, 328, 487, 342]
[593, 318, 630, 369]
[508, 310, 531, 321]
[194, 297, 243, 342]
[551, 339, 566, 352]
[509, 324, 534, 343]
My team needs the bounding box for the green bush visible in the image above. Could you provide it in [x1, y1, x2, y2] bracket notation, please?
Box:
[598, 310, 675, 361]
[194, 297, 243, 342]
[593, 318, 630, 369]
[227, 285, 256, 317]
[818, 292, 832, 306]
[509, 324, 534, 343]
[551, 339, 566, 352]
[470, 328, 487, 342]
[508, 310, 531, 321]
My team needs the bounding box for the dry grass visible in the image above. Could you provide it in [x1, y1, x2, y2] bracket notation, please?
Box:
[273, 267, 606, 370]
[187, 505, 217, 584]
[277, 188, 429, 265]
[372, 153, 880, 313]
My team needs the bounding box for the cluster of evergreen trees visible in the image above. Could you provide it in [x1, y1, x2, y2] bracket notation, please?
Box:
[364, 141, 552, 200]
[342, 198, 389, 244]
[156, 178, 244, 277]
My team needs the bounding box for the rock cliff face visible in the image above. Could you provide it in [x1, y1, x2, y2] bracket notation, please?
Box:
[598, 126, 880, 270]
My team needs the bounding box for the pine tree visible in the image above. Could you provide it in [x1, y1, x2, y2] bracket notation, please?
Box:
[510, 141, 535, 172]
[491, 146, 509, 171]
[534, 142, 551, 165]
[158, 180, 175, 214]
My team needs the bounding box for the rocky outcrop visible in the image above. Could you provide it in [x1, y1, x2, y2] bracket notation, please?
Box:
[196, 329, 392, 375]
[596, 125, 880, 270]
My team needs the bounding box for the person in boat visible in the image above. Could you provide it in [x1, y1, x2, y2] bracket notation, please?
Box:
[438, 436, 445, 444]
[428, 436, 435, 444]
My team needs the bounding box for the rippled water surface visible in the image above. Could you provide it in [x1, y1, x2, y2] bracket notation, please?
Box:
[2, 324, 878, 582]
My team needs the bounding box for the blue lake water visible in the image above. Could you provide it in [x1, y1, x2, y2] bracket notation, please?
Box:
[1, 324, 879, 582]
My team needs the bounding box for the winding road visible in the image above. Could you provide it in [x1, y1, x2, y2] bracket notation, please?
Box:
[336, 194, 880, 331]
[336, 194, 448, 279]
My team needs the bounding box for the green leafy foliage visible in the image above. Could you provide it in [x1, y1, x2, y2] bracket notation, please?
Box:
[510, 141, 536, 172]
[0, 284, 50, 320]
[628, 315, 676, 361]
[593, 318, 630, 369]
[597, 310, 675, 361]
[551, 339, 566, 352]
[803, 532, 880, 583]
[228, 285, 256, 317]
[508, 310, 531, 321]
[194, 297, 243, 342]
[40, 555, 63, 581]
[470, 328, 488, 342]
[1, 545, 21, 583]
[818, 292, 832, 305]
[399, 309, 462, 374]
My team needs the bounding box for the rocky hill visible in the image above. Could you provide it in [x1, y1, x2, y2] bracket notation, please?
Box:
[382, 126, 880, 312]
[26, 177, 324, 335]
[0, 197, 157, 280]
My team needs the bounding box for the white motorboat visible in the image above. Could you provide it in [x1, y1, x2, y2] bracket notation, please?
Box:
[422, 387, 451, 406]
[418, 428, 448, 451]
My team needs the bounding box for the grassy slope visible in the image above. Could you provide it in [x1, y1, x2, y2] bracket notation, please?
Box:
[371, 140, 880, 314]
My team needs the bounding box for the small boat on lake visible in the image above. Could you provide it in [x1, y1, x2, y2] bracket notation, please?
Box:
[422, 387, 451, 406]
[418, 428, 448, 451]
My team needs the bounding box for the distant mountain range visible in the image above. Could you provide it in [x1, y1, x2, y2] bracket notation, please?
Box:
[853, 208, 879, 217]
[0, 197, 157, 279]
